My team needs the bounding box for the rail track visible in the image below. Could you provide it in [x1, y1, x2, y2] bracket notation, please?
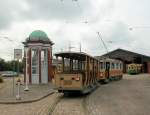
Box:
[51, 93, 88, 115]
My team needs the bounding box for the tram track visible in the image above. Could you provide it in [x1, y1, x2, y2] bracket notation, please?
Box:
[51, 93, 88, 115]
[50, 83, 100, 115]
[48, 92, 63, 115]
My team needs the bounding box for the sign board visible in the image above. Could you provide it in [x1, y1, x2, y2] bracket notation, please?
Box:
[14, 49, 22, 60]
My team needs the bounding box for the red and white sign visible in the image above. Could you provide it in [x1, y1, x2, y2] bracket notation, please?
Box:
[14, 49, 22, 60]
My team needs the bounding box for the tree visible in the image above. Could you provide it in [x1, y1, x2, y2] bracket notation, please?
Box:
[0, 59, 6, 71]
[0, 58, 23, 73]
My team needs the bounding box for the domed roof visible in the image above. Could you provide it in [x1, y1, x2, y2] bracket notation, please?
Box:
[26, 30, 51, 42]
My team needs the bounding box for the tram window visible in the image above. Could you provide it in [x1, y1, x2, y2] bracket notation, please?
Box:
[82, 62, 85, 70]
[64, 58, 70, 71]
[111, 63, 115, 69]
[120, 63, 122, 69]
[100, 62, 104, 69]
[73, 60, 78, 71]
[103, 63, 106, 69]
[114, 63, 116, 69]
[116, 63, 119, 69]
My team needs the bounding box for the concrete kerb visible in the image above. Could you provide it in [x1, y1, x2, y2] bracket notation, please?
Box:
[0, 91, 55, 104]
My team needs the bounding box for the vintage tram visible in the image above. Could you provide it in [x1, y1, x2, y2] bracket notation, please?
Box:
[98, 58, 123, 83]
[54, 52, 99, 94]
[127, 63, 142, 74]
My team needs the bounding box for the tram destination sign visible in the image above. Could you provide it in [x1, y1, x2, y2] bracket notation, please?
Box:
[14, 49, 22, 60]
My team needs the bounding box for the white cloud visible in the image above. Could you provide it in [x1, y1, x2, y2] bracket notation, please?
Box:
[0, 0, 150, 60]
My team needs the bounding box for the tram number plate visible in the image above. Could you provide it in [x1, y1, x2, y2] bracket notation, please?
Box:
[64, 80, 72, 85]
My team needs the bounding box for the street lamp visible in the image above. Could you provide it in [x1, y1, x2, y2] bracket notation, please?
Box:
[24, 46, 29, 91]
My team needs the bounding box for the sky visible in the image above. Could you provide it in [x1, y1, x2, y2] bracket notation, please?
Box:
[0, 0, 150, 60]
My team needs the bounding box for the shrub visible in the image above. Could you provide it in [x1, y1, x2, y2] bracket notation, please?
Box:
[0, 77, 3, 83]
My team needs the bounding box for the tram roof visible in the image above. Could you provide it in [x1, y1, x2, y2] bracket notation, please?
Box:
[55, 51, 97, 61]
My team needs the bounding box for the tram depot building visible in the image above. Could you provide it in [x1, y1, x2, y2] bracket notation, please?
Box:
[96, 48, 150, 73]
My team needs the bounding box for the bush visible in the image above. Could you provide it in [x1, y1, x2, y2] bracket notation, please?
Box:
[0, 77, 3, 83]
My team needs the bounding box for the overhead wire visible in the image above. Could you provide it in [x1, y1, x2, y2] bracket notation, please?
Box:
[58, 0, 71, 52]
[58, 0, 109, 53]
[60, 0, 85, 52]
[97, 32, 109, 53]
[71, 0, 109, 53]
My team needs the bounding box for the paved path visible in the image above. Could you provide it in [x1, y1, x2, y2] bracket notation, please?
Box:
[0, 77, 54, 103]
[86, 74, 150, 115]
[52, 95, 86, 115]
[0, 93, 62, 115]
[0, 80, 5, 89]
[1, 74, 150, 115]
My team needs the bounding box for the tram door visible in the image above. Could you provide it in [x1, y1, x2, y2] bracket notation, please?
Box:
[105, 62, 110, 78]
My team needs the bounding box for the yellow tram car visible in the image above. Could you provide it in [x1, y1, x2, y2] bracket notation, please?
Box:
[54, 52, 99, 94]
[127, 63, 142, 74]
[98, 58, 123, 83]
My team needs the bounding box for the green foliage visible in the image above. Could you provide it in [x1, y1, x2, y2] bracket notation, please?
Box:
[0, 59, 24, 73]
[0, 59, 6, 71]
[0, 77, 3, 83]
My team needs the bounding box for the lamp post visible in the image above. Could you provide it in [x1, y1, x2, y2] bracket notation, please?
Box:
[16, 78, 21, 100]
[24, 46, 29, 91]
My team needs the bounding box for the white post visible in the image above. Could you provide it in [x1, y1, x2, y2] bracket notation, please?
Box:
[24, 47, 29, 91]
[16, 79, 21, 100]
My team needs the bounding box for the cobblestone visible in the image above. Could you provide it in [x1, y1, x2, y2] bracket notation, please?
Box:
[0, 80, 6, 89]
[86, 74, 150, 115]
[0, 77, 54, 103]
[0, 93, 62, 115]
[52, 96, 86, 115]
